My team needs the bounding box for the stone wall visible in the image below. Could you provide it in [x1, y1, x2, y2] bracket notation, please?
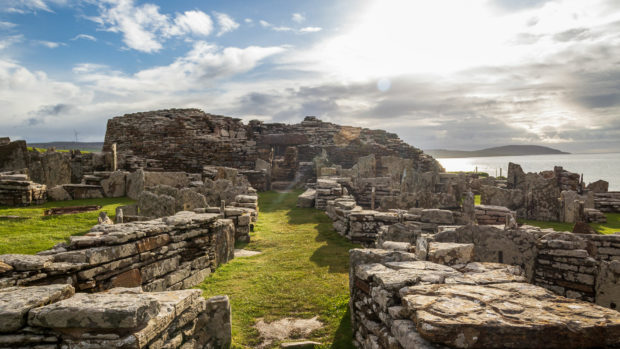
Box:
[474, 204, 516, 225]
[0, 211, 234, 293]
[430, 224, 620, 308]
[0, 138, 114, 188]
[349, 248, 620, 349]
[102, 110, 443, 190]
[596, 192, 620, 213]
[0, 172, 46, 206]
[0, 284, 231, 348]
[104, 109, 256, 172]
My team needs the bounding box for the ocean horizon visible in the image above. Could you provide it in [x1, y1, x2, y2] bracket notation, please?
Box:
[437, 152, 620, 191]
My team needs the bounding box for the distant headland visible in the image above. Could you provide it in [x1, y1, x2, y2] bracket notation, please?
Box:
[425, 145, 569, 158]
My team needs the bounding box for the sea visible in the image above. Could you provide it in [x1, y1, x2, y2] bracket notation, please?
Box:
[436, 152, 620, 191]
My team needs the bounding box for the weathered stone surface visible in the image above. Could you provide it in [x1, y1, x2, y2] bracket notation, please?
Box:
[177, 188, 207, 211]
[28, 292, 160, 329]
[0, 254, 52, 271]
[126, 169, 145, 200]
[297, 189, 316, 208]
[420, 209, 453, 224]
[596, 260, 620, 309]
[144, 171, 190, 188]
[588, 180, 609, 193]
[427, 242, 474, 266]
[47, 185, 71, 201]
[0, 261, 12, 274]
[138, 191, 175, 218]
[101, 170, 126, 197]
[0, 285, 74, 332]
[401, 282, 620, 348]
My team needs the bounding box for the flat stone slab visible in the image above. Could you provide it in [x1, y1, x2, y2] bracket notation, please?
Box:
[401, 282, 620, 348]
[0, 254, 52, 271]
[0, 285, 74, 332]
[28, 292, 160, 329]
[234, 249, 261, 258]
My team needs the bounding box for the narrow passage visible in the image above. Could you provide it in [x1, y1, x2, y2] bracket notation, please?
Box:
[198, 190, 357, 348]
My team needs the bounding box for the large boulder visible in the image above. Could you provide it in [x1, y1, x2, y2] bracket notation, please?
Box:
[126, 169, 145, 200]
[101, 171, 126, 197]
[47, 185, 72, 201]
[138, 191, 175, 218]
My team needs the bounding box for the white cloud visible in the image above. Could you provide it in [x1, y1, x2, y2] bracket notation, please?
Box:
[245, 18, 253, 23]
[71, 34, 97, 41]
[0, 21, 16, 29]
[72, 63, 108, 74]
[292, 13, 305, 23]
[170, 10, 213, 36]
[1, 0, 68, 13]
[259, 20, 294, 32]
[213, 12, 239, 36]
[0, 34, 22, 50]
[35, 40, 66, 48]
[92, 1, 221, 53]
[300, 26, 322, 33]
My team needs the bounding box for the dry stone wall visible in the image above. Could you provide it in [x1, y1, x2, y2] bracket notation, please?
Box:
[102, 110, 442, 192]
[0, 211, 234, 293]
[349, 248, 620, 349]
[0, 138, 114, 188]
[0, 284, 231, 348]
[0, 172, 46, 206]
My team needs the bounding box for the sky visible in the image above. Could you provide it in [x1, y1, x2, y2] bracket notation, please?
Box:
[0, 0, 619, 153]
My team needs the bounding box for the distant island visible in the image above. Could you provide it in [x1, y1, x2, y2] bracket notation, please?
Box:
[28, 142, 103, 152]
[425, 145, 570, 158]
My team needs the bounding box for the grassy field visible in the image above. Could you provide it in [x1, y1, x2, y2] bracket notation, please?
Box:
[198, 190, 358, 348]
[0, 197, 134, 254]
[520, 213, 620, 234]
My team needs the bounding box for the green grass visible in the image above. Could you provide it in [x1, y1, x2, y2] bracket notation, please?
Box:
[198, 190, 358, 348]
[0, 197, 134, 254]
[27, 147, 92, 153]
[519, 213, 620, 235]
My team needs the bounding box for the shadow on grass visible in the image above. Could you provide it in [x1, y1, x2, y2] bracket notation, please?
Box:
[330, 307, 355, 349]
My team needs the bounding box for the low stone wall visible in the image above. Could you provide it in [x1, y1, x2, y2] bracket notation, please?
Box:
[0, 211, 234, 293]
[474, 204, 516, 225]
[315, 178, 343, 210]
[349, 248, 620, 349]
[0, 284, 231, 348]
[596, 192, 620, 213]
[324, 196, 456, 246]
[0, 173, 46, 206]
[431, 224, 620, 309]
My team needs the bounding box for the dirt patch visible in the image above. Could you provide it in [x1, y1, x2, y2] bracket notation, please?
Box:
[255, 316, 322, 348]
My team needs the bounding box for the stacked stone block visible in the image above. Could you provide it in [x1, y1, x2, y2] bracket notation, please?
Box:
[0, 211, 234, 293]
[0, 284, 231, 348]
[0, 173, 46, 206]
[315, 179, 343, 210]
[474, 204, 516, 225]
[595, 192, 620, 213]
[349, 248, 620, 349]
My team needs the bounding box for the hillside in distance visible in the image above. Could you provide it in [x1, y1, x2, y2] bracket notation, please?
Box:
[28, 142, 104, 152]
[426, 145, 570, 158]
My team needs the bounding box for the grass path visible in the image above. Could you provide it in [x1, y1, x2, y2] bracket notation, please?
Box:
[198, 190, 358, 348]
[0, 197, 134, 254]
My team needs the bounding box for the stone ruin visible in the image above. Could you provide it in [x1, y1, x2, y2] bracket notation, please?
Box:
[303, 156, 620, 347]
[0, 204, 249, 347]
[479, 162, 614, 223]
[3, 108, 620, 348]
[102, 109, 441, 191]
